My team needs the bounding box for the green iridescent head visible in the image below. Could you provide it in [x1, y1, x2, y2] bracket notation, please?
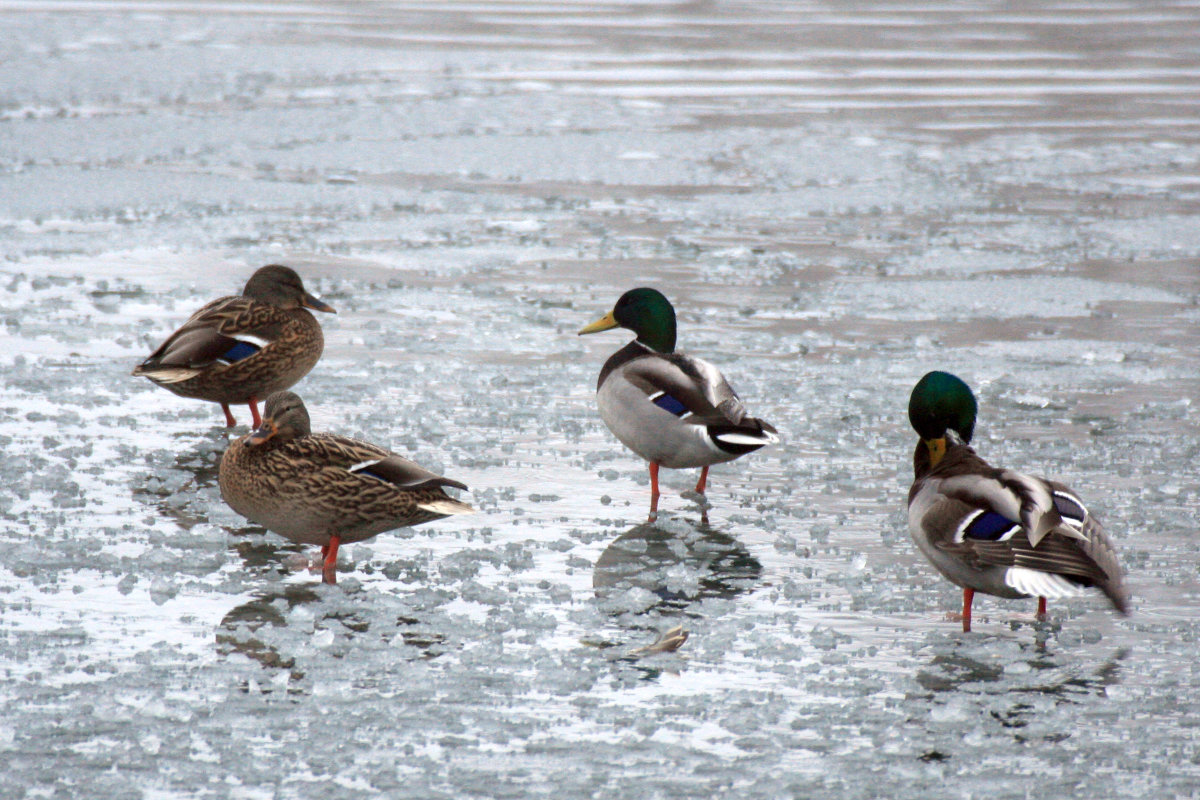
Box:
[908, 371, 977, 443]
[578, 287, 677, 353]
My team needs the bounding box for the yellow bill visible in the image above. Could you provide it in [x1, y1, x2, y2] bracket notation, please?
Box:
[578, 311, 619, 335]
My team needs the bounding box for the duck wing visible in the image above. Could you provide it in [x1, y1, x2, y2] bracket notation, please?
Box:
[920, 448, 1127, 612]
[618, 351, 779, 453]
[134, 296, 290, 379]
[300, 434, 469, 492]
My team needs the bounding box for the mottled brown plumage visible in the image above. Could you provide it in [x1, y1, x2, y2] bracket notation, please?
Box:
[133, 265, 334, 427]
[219, 391, 474, 582]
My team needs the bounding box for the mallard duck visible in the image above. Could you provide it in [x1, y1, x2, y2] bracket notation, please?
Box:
[906, 371, 1129, 631]
[133, 265, 335, 427]
[578, 288, 778, 520]
[219, 391, 475, 583]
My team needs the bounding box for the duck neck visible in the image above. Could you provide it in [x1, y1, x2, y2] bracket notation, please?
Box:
[598, 340, 652, 390]
[634, 316, 675, 354]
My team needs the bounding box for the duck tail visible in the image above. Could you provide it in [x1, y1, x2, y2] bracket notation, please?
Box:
[708, 418, 779, 455]
[131, 363, 201, 383]
[417, 497, 476, 516]
[1079, 516, 1130, 615]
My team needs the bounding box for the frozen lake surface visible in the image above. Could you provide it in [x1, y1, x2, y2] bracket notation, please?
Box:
[2, 2, 1199, 797]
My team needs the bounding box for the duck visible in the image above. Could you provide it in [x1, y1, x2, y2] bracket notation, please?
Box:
[219, 391, 475, 583]
[578, 288, 778, 521]
[906, 370, 1129, 631]
[133, 264, 335, 428]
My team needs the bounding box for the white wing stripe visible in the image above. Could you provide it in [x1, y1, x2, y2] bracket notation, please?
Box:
[235, 333, 273, 348]
[1052, 490, 1088, 527]
[954, 509, 982, 543]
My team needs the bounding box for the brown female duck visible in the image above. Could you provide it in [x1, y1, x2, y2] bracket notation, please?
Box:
[133, 265, 334, 427]
[219, 391, 475, 583]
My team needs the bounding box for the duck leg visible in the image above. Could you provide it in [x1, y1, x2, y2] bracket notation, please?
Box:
[248, 396, 262, 428]
[220, 403, 237, 428]
[1036, 596, 1048, 622]
[694, 465, 709, 495]
[962, 587, 974, 633]
[648, 462, 661, 522]
[321, 534, 341, 584]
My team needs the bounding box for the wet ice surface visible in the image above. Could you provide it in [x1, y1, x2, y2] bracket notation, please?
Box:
[2, 2, 1200, 797]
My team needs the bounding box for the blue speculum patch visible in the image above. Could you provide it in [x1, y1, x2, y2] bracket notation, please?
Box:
[652, 393, 689, 416]
[964, 511, 1020, 541]
[220, 340, 260, 363]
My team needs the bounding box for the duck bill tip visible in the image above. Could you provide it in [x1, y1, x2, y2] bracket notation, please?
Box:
[925, 436, 947, 468]
[304, 295, 336, 314]
[578, 311, 618, 336]
[247, 422, 277, 446]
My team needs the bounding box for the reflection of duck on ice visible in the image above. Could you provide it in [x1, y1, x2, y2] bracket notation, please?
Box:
[593, 521, 763, 613]
[588, 520, 762, 659]
[216, 583, 321, 671]
[216, 583, 449, 674]
[914, 639, 1129, 743]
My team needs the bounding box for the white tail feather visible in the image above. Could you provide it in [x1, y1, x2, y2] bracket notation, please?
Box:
[713, 431, 776, 446]
[139, 366, 202, 384]
[1005, 567, 1087, 599]
[418, 498, 476, 516]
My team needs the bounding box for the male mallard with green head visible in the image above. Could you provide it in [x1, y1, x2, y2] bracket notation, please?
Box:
[134, 265, 334, 427]
[579, 288, 778, 521]
[907, 371, 1129, 631]
[219, 391, 474, 583]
